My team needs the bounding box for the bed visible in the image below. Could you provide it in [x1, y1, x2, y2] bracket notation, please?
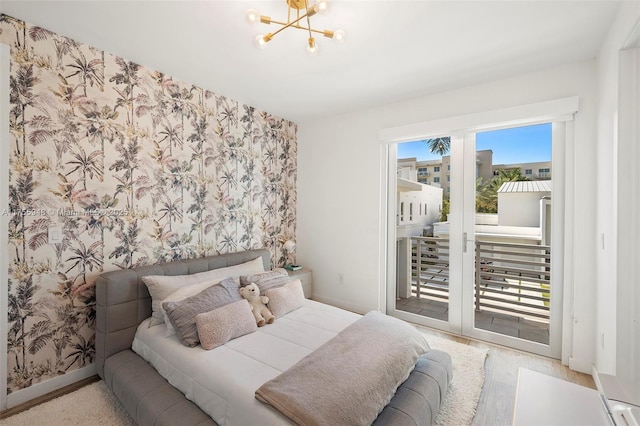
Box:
[96, 249, 452, 426]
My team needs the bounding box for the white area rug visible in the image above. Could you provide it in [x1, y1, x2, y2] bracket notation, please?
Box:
[1, 331, 487, 426]
[0, 381, 135, 426]
[422, 331, 489, 426]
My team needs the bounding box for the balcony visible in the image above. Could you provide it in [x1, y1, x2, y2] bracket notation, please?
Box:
[396, 236, 550, 344]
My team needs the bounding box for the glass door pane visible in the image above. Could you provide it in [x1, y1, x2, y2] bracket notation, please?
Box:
[470, 124, 552, 346]
[395, 139, 452, 325]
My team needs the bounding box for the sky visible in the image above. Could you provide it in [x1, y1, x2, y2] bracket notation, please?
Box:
[397, 123, 552, 164]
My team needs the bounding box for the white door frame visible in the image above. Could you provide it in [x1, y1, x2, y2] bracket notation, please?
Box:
[380, 97, 578, 358]
[616, 45, 640, 384]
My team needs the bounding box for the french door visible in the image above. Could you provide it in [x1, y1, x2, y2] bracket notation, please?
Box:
[388, 122, 565, 358]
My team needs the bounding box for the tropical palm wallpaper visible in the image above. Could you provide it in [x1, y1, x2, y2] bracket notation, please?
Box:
[0, 15, 297, 393]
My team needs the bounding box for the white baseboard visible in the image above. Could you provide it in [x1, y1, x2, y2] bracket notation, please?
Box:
[6, 364, 97, 409]
[568, 356, 593, 375]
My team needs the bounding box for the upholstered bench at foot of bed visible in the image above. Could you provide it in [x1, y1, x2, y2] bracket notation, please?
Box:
[104, 347, 451, 426]
[374, 349, 453, 426]
[105, 348, 451, 426]
[104, 349, 217, 426]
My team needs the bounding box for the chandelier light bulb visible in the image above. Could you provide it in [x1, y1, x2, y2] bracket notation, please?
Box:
[316, 0, 330, 14]
[255, 35, 268, 49]
[246, 8, 261, 23]
[307, 37, 319, 56]
[333, 29, 345, 42]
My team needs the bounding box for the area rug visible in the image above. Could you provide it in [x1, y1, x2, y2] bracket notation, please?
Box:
[0, 380, 135, 426]
[1, 331, 487, 426]
[421, 330, 489, 426]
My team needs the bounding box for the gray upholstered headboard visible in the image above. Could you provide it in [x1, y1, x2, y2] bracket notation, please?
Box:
[95, 249, 271, 378]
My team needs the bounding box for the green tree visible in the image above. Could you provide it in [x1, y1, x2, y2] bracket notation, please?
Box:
[476, 168, 529, 213]
[424, 137, 451, 156]
[440, 197, 450, 222]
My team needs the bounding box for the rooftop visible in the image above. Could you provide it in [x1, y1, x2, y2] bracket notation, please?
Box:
[497, 181, 552, 193]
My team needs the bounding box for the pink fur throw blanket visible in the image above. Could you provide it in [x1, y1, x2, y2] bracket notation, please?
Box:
[255, 311, 430, 425]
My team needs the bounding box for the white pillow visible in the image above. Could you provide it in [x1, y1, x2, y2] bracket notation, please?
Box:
[143, 256, 265, 327]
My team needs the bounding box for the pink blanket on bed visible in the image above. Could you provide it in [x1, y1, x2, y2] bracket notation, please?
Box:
[255, 311, 430, 425]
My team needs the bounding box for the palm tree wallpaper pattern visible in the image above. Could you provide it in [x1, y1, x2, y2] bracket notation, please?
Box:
[0, 15, 297, 393]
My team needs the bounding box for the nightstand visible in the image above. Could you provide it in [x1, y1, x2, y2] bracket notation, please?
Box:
[286, 267, 313, 299]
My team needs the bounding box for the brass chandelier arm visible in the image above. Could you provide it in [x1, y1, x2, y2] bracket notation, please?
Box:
[266, 6, 318, 39]
[264, 19, 335, 37]
[304, 0, 313, 39]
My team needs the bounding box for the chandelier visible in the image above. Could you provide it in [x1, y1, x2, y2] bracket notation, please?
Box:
[246, 0, 345, 56]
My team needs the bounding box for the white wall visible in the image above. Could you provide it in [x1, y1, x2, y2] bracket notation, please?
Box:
[297, 60, 598, 371]
[595, 1, 640, 375]
[498, 192, 550, 227]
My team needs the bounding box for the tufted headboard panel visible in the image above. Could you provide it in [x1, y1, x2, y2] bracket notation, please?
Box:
[95, 249, 271, 378]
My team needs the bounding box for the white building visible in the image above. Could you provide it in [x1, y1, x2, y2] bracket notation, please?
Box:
[497, 180, 552, 228]
[397, 166, 443, 238]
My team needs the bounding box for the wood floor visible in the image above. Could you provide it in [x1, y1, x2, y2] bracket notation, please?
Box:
[422, 327, 596, 425]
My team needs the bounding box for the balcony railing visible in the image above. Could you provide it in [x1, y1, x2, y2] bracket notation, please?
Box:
[412, 237, 450, 303]
[409, 236, 550, 322]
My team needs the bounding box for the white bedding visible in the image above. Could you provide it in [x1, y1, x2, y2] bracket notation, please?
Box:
[132, 299, 361, 425]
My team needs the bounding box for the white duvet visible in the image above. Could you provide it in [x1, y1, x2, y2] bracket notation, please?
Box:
[132, 299, 361, 425]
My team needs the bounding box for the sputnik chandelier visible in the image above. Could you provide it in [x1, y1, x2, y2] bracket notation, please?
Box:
[246, 0, 345, 56]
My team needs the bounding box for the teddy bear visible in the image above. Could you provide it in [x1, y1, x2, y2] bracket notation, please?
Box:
[239, 283, 275, 327]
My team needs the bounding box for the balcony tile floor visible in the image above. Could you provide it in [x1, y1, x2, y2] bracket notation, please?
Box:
[396, 296, 549, 345]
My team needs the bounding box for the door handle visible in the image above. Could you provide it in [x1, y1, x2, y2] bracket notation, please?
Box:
[463, 232, 474, 253]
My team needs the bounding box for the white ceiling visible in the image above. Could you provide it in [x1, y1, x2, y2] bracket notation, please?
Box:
[1, 1, 625, 123]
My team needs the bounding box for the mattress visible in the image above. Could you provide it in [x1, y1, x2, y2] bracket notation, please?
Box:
[132, 299, 361, 425]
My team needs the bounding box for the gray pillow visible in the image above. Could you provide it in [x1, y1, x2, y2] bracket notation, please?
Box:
[240, 268, 290, 294]
[163, 277, 241, 347]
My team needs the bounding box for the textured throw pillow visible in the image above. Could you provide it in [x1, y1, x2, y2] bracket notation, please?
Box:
[196, 299, 257, 350]
[142, 256, 264, 327]
[162, 280, 243, 347]
[265, 279, 306, 318]
[162, 277, 238, 336]
[240, 268, 290, 294]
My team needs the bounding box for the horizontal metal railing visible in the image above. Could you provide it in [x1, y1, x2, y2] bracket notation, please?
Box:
[409, 236, 550, 322]
[475, 240, 550, 320]
[411, 237, 450, 303]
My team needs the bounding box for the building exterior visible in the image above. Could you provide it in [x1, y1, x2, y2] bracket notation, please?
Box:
[493, 161, 553, 180]
[396, 164, 443, 237]
[497, 180, 552, 227]
[399, 150, 551, 196]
